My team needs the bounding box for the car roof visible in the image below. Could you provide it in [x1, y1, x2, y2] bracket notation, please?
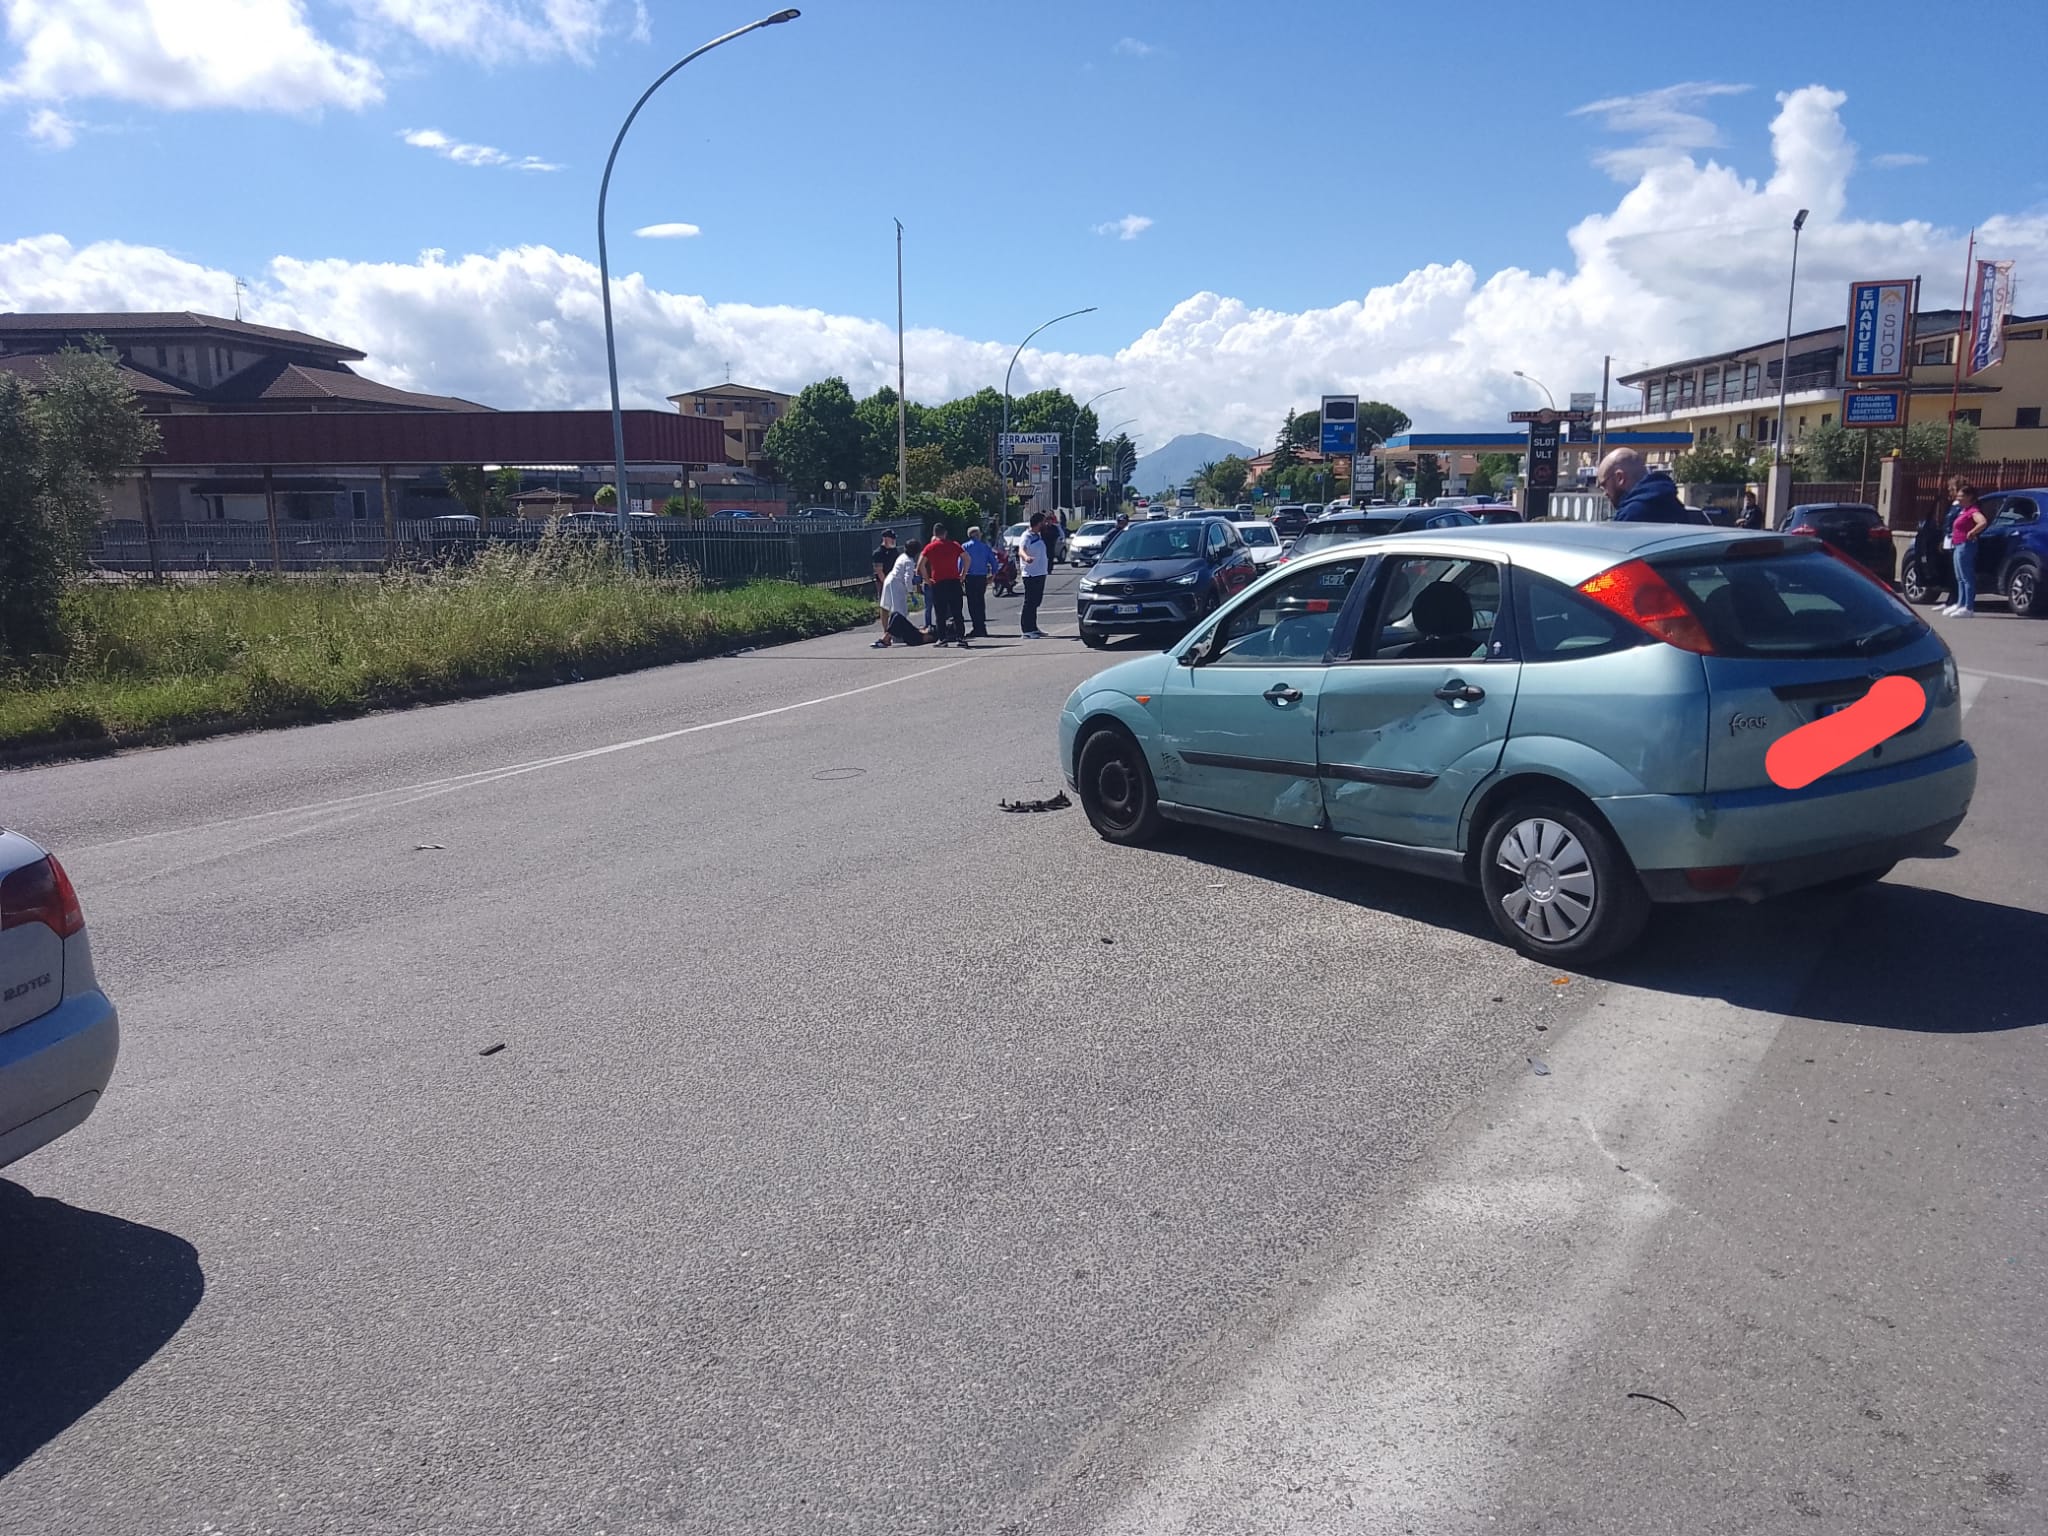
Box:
[1277, 518, 1787, 584]
[1986, 487, 2048, 498]
[1788, 501, 1877, 513]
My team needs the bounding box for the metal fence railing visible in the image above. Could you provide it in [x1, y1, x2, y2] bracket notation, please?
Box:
[87, 517, 914, 589]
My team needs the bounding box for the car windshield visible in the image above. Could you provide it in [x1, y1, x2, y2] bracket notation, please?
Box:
[1657, 545, 1925, 659]
[1003, 524, 1028, 539]
[1240, 526, 1279, 546]
[1289, 517, 1404, 557]
[1104, 524, 1204, 561]
[1079, 521, 1118, 536]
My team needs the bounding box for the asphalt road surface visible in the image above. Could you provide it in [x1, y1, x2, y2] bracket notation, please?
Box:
[3, 566, 2043, 1535]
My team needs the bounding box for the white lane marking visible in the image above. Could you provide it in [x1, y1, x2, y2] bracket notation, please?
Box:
[1961, 666, 2048, 690]
[1066, 948, 1822, 1534]
[71, 657, 977, 856]
[1960, 672, 1987, 717]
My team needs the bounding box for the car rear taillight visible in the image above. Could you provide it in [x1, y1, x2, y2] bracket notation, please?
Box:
[0, 854, 85, 938]
[1576, 559, 1717, 654]
[1787, 523, 1817, 536]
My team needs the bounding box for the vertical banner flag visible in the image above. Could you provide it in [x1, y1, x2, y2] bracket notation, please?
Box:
[1844, 279, 1915, 383]
[1968, 260, 2015, 377]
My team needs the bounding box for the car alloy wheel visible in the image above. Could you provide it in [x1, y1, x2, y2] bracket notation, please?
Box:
[2009, 562, 2043, 618]
[1900, 555, 1941, 606]
[1494, 817, 1597, 943]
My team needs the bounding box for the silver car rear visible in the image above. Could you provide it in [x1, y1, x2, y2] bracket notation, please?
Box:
[0, 829, 119, 1169]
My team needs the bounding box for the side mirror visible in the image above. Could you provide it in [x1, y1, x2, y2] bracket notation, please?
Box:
[1180, 633, 1212, 667]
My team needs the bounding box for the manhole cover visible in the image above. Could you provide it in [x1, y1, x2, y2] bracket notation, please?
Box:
[813, 767, 866, 781]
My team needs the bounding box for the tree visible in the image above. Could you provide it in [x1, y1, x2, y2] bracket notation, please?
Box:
[1471, 451, 1519, 496]
[1791, 421, 1861, 480]
[1101, 433, 1138, 487]
[938, 466, 1007, 528]
[927, 387, 1006, 473]
[1281, 408, 1321, 452]
[661, 493, 707, 517]
[905, 443, 947, 492]
[1672, 440, 1765, 485]
[1414, 454, 1444, 504]
[853, 387, 934, 486]
[1358, 402, 1412, 449]
[1201, 456, 1251, 507]
[763, 377, 864, 494]
[594, 483, 617, 507]
[0, 347, 160, 660]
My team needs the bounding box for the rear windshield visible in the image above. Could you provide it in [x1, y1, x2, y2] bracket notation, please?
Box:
[1290, 518, 1403, 557]
[1240, 525, 1279, 545]
[1656, 546, 1925, 660]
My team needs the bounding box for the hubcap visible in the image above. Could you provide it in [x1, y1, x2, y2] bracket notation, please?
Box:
[1496, 817, 1597, 943]
[2015, 571, 2036, 610]
[1095, 755, 1136, 825]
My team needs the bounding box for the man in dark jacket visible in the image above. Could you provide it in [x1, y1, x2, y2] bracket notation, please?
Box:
[1596, 448, 1692, 523]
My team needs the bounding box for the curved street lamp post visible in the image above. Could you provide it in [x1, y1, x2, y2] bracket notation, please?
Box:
[1001, 306, 1094, 515]
[1070, 386, 1124, 519]
[598, 10, 801, 565]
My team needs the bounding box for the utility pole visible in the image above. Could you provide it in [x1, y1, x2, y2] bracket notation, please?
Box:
[894, 218, 908, 515]
[1596, 354, 1611, 465]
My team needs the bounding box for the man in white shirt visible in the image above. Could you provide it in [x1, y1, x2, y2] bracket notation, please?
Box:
[1018, 513, 1050, 638]
[873, 543, 927, 647]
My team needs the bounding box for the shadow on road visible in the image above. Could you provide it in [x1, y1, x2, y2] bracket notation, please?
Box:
[1148, 828, 2040, 1036]
[0, 1179, 204, 1480]
[1611, 878, 2048, 1034]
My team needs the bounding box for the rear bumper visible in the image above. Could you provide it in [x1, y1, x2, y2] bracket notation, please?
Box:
[0, 990, 119, 1169]
[1601, 741, 1976, 902]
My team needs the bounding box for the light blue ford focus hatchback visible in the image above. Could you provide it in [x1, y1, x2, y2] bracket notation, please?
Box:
[1059, 522, 1975, 963]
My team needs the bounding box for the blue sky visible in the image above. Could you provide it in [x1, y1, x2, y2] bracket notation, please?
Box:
[5, 0, 2047, 441]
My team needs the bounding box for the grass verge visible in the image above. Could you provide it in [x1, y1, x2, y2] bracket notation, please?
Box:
[1, 540, 872, 760]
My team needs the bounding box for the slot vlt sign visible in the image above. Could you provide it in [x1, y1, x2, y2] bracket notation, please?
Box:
[1845, 279, 1915, 383]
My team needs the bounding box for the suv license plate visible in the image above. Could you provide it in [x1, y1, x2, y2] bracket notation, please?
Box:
[1112, 603, 1141, 616]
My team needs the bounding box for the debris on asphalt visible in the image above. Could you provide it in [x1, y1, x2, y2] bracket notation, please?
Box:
[1535, 1023, 1548, 1031]
[1000, 791, 1072, 813]
[1552, 976, 1571, 986]
[1100, 936, 1115, 945]
[478, 1043, 506, 1057]
[1626, 1391, 1687, 1420]
[1529, 1057, 1551, 1076]
[414, 843, 445, 851]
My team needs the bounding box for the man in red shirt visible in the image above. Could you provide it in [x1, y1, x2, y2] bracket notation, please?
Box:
[918, 522, 969, 646]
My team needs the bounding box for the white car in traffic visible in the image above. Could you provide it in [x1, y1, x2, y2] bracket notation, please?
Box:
[1066, 519, 1122, 566]
[1235, 519, 1287, 567]
[1, 829, 118, 1169]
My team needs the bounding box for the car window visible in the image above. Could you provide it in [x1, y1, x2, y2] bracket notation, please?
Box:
[1240, 526, 1279, 546]
[1206, 523, 1229, 556]
[1515, 571, 1647, 661]
[1354, 556, 1504, 662]
[1210, 559, 1367, 664]
[1991, 497, 2038, 527]
[1105, 524, 1204, 561]
[1658, 546, 1924, 660]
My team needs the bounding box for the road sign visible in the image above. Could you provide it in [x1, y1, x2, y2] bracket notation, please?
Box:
[1843, 389, 1906, 427]
[1508, 408, 1595, 425]
[1320, 395, 1358, 456]
[1845, 279, 1915, 382]
[1352, 452, 1378, 493]
[1569, 392, 1596, 414]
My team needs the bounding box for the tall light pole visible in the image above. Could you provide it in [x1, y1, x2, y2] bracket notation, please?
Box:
[1773, 208, 1811, 464]
[1512, 370, 1557, 410]
[894, 218, 908, 512]
[598, 9, 801, 566]
[1071, 386, 1123, 517]
[1002, 305, 1095, 463]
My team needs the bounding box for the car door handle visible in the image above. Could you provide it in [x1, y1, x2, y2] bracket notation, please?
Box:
[1263, 683, 1304, 705]
[1434, 680, 1485, 703]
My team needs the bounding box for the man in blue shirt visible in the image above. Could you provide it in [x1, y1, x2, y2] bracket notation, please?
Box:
[1597, 447, 1692, 523]
[960, 524, 996, 638]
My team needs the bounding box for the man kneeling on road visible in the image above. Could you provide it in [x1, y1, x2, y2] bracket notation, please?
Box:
[874, 539, 928, 648]
[1596, 446, 1692, 523]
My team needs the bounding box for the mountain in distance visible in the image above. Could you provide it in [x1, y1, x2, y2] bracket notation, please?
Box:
[1129, 433, 1258, 496]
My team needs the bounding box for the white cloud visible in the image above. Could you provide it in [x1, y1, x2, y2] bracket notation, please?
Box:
[401, 127, 559, 171]
[1114, 36, 1153, 56]
[23, 103, 73, 146]
[1872, 152, 1929, 169]
[634, 223, 701, 240]
[343, 0, 609, 65]
[1572, 80, 1751, 180]
[629, 0, 650, 44]
[0, 0, 383, 112]
[1093, 214, 1154, 241]
[4, 88, 2045, 444]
